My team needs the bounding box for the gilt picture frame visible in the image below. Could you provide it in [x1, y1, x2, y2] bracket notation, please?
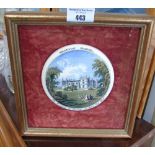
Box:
[5, 12, 154, 138]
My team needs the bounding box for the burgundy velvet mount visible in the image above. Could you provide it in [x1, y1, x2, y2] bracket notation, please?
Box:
[17, 25, 141, 130]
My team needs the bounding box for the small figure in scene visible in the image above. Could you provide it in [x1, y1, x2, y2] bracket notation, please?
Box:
[89, 94, 93, 100]
[84, 94, 89, 101]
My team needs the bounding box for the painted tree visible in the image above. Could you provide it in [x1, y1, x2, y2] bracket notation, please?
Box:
[46, 67, 61, 95]
[92, 59, 110, 96]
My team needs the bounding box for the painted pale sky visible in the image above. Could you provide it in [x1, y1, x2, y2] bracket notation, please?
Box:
[49, 50, 102, 81]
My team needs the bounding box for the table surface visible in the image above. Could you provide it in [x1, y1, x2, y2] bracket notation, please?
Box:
[0, 74, 155, 147]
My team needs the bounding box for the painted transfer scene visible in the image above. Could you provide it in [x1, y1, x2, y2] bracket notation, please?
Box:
[44, 45, 112, 110]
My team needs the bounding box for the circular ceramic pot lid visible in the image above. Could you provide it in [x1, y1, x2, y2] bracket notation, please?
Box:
[42, 44, 114, 111]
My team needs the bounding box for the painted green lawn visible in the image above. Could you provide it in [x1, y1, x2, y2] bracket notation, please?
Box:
[54, 89, 102, 108]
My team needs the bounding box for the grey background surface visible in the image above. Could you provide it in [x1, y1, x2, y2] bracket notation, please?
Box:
[143, 76, 155, 123]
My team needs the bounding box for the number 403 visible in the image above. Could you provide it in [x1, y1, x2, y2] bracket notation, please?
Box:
[75, 15, 86, 21]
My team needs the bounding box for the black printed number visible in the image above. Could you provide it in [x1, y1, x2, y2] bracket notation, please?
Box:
[76, 15, 85, 21]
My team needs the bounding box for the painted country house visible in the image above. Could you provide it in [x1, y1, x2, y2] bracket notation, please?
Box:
[61, 76, 98, 90]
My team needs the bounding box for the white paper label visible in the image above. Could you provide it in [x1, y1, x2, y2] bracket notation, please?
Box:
[67, 8, 95, 22]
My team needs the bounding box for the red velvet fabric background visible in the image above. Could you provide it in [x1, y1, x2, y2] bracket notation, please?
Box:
[18, 25, 140, 129]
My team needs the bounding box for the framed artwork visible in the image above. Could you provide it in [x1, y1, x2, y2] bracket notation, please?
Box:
[5, 12, 154, 138]
[41, 44, 114, 111]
